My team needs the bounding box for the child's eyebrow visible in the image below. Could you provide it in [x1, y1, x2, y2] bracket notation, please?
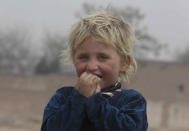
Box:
[97, 52, 108, 55]
[77, 51, 88, 55]
[75, 52, 88, 57]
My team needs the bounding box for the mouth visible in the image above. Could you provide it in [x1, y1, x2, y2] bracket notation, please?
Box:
[96, 74, 103, 78]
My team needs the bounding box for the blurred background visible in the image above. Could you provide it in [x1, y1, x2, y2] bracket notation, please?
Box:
[0, 0, 188, 131]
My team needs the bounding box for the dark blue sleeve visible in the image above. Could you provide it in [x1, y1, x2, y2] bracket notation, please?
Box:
[86, 89, 148, 131]
[41, 87, 88, 131]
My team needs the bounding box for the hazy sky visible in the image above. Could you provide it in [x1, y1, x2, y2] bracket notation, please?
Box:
[0, 0, 189, 60]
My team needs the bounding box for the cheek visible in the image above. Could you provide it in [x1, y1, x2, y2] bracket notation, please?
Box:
[102, 60, 121, 78]
[101, 62, 119, 76]
[100, 64, 112, 74]
[75, 62, 86, 77]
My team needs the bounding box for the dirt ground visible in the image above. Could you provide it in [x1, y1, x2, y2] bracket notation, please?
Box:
[0, 74, 77, 131]
[0, 87, 51, 131]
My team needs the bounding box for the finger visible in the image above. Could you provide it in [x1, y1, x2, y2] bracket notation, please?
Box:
[90, 75, 101, 89]
[84, 73, 97, 85]
[79, 72, 88, 80]
[90, 75, 99, 83]
[94, 76, 101, 83]
[79, 72, 91, 85]
[95, 84, 101, 93]
[80, 73, 92, 84]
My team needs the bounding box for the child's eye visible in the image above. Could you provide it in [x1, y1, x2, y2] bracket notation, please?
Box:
[98, 54, 109, 60]
[78, 55, 89, 61]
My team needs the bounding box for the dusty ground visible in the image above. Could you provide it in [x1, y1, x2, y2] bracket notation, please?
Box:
[0, 75, 76, 131]
[0, 88, 49, 130]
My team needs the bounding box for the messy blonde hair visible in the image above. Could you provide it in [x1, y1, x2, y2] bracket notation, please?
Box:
[67, 11, 137, 83]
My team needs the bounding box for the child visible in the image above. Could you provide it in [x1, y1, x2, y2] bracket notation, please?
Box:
[41, 11, 148, 131]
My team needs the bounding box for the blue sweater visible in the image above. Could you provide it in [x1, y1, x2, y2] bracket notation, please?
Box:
[41, 87, 148, 131]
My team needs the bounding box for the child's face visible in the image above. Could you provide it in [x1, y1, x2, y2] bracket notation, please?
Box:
[73, 37, 127, 89]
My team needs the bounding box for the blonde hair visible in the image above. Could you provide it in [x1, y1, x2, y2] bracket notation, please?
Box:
[67, 11, 137, 83]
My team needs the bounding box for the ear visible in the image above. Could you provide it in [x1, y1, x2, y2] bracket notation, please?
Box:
[120, 55, 131, 72]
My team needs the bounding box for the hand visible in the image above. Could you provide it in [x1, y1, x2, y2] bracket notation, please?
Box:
[75, 72, 101, 98]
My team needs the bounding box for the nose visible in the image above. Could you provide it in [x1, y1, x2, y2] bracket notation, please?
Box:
[86, 59, 98, 72]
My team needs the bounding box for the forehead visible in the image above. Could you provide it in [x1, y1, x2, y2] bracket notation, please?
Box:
[76, 37, 116, 53]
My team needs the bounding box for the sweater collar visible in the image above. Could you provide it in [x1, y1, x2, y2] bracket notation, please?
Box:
[101, 80, 121, 92]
